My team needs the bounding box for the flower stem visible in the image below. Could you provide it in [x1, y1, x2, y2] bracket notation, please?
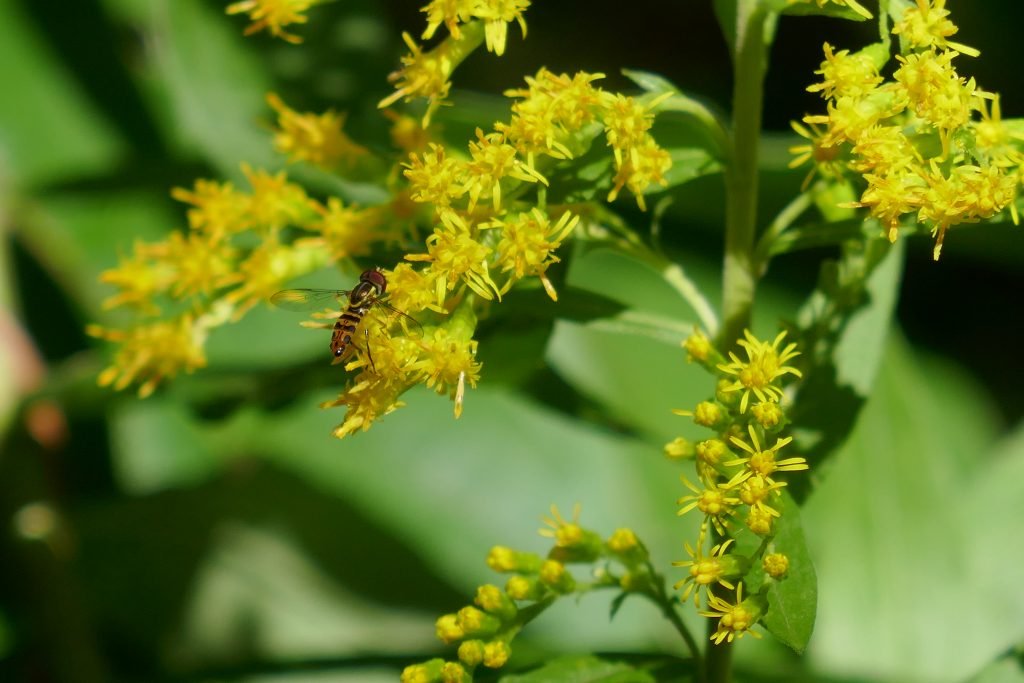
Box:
[720, 0, 770, 349]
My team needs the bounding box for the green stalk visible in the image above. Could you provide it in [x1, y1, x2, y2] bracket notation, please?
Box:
[719, 0, 770, 350]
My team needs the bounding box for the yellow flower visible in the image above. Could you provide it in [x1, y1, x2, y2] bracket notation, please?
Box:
[787, 120, 846, 190]
[763, 552, 790, 579]
[846, 169, 926, 242]
[421, 0, 476, 41]
[89, 313, 212, 398]
[677, 476, 739, 535]
[410, 326, 481, 418]
[170, 178, 250, 242]
[379, 30, 479, 127]
[892, 0, 980, 57]
[98, 240, 177, 314]
[226, 0, 321, 43]
[298, 198, 383, 262]
[918, 162, 1018, 260]
[672, 536, 740, 607]
[717, 330, 802, 413]
[727, 424, 808, 485]
[404, 143, 468, 212]
[241, 164, 316, 230]
[894, 50, 977, 151]
[462, 128, 547, 213]
[700, 584, 767, 644]
[473, 0, 530, 56]
[481, 640, 511, 668]
[806, 43, 883, 100]
[787, 0, 872, 20]
[487, 208, 578, 300]
[223, 236, 328, 318]
[406, 212, 502, 302]
[607, 137, 672, 211]
[265, 93, 369, 169]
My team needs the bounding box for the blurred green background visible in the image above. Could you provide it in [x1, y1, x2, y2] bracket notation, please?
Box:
[2, 1, 1023, 681]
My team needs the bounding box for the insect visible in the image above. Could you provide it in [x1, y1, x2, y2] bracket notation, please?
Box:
[270, 269, 418, 371]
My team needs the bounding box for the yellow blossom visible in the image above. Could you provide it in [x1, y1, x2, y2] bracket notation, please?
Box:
[462, 128, 547, 213]
[672, 536, 739, 607]
[788, 119, 846, 190]
[787, 0, 872, 20]
[473, 0, 530, 56]
[677, 476, 739, 534]
[727, 425, 808, 485]
[421, 0, 476, 41]
[406, 212, 502, 302]
[226, 0, 320, 43]
[88, 313, 211, 399]
[241, 164, 316, 230]
[607, 137, 673, 210]
[488, 209, 578, 300]
[763, 552, 790, 579]
[266, 93, 369, 169]
[894, 50, 978, 149]
[299, 198, 383, 262]
[170, 178, 250, 241]
[410, 326, 481, 418]
[223, 237, 327, 318]
[700, 584, 767, 644]
[717, 330, 802, 413]
[482, 640, 511, 668]
[892, 0, 980, 57]
[404, 143, 468, 211]
[807, 43, 883, 100]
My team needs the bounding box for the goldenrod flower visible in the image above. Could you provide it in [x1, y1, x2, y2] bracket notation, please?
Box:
[700, 584, 767, 644]
[677, 476, 739, 535]
[436, 613, 464, 644]
[538, 559, 575, 593]
[223, 236, 327, 318]
[89, 313, 211, 399]
[717, 330, 801, 413]
[226, 0, 321, 43]
[241, 164, 316, 230]
[379, 31, 471, 127]
[763, 552, 790, 579]
[488, 208, 578, 300]
[441, 661, 470, 682]
[487, 546, 542, 573]
[410, 326, 481, 418]
[787, 0, 872, 20]
[456, 605, 501, 637]
[406, 212, 502, 302]
[607, 137, 672, 211]
[745, 506, 775, 536]
[727, 425, 808, 485]
[170, 178, 251, 242]
[505, 574, 543, 600]
[807, 43, 883, 101]
[404, 143, 468, 212]
[892, 0, 980, 57]
[481, 640, 511, 668]
[299, 197, 382, 262]
[401, 659, 445, 683]
[421, 0, 476, 41]
[457, 639, 484, 667]
[462, 128, 547, 213]
[473, 0, 530, 56]
[673, 535, 745, 607]
[894, 50, 977, 149]
[788, 120, 846, 190]
[731, 473, 785, 519]
[266, 93, 369, 169]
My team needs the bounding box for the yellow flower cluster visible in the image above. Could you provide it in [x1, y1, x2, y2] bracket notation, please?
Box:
[793, 0, 1023, 259]
[226, 0, 322, 43]
[403, 506, 653, 682]
[92, 0, 674, 440]
[667, 329, 807, 644]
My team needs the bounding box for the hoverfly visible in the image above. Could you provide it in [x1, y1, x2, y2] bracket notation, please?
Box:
[270, 269, 419, 371]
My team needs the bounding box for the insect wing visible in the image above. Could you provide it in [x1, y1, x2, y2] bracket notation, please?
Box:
[376, 300, 424, 335]
[270, 288, 351, 312]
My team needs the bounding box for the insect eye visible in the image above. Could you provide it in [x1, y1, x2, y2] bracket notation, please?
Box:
[334, 348, 343, 357]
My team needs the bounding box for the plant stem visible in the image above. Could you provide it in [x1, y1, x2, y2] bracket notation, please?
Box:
[720, 0, 770, 349]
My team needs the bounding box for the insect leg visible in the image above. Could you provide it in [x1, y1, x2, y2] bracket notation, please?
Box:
[363, 326, 376, 373]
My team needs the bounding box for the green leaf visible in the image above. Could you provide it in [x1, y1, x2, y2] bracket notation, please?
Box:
[499, 655, 690, 683]
[801, 336, 1018, 682]
[0, 1, 124, 185]
[150, 0, 275, 177]
[788, 238, 904, 476]
[739, 491, 817, 653]
[968, 657, 1024, 683]
[771, 0, 871, 20]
